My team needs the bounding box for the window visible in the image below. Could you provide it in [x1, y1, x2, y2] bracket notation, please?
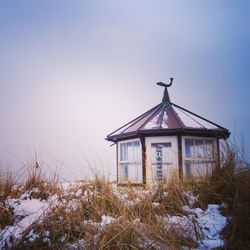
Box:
[183, 138, 216, 177]
[119, 140, 142, 183]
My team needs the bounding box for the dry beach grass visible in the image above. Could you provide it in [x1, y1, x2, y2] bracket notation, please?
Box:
[0, 144, 249, 249]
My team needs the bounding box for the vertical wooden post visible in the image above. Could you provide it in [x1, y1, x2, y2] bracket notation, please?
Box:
[216, 139, 220, 170]
[178, 135, 183, 180]
[141, 136, 147, 185]
[116, 143, 119, 183]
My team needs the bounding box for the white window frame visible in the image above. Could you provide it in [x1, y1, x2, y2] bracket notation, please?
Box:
[118, 139, 142, 183]
[182, 136, 217, 177]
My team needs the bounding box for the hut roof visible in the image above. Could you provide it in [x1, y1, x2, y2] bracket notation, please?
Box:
[106, 80, 230, 142]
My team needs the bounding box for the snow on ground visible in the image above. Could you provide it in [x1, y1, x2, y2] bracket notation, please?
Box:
[100, 215, 115, 227]
[196, 204, 227, 249]
[181, 204, 227, 249]
[0, 183, 227, 249]
[1, 197, 49, 247]
[0, 189, 59, 248]
[67, 239, 86, 250]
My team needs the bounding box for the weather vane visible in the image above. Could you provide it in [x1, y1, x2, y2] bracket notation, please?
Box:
[156, 77, 174, 88]
[156, 78, 174, 103]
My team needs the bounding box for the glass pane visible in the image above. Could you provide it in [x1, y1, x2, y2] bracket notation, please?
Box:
[144, 113, 162, 129]
[185, 162, 214, 177]
[184, 162, 192, 177]
[193, 162, 206, 176]
[205, 162, 213, 175]
[161, 110, 169, 128]
[133, 141, 140, 161]
[120, 163, 143, 182]
[120, 143, 124, 161]
[128, 163, 142, 182]
[195, 139, 205, 158]
[185, 139, 195, 158]
[127, 142, 133, 161]
[120, 140, 141, 162]
[120, 143, 128, 161]
[205, 140, 214, 160]
[173, 106, 218, 129]
[119, 140, 142, 183]
[126, 110, 156, 132]
[124, 164, 129, 179]
[119, 163, 129, 181]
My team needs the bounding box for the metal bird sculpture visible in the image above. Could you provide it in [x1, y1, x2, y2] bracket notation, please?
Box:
[156, 77, 174, 88]
[156, 78, 174, 103]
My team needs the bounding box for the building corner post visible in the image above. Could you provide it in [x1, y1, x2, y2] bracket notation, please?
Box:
[177, 135, 183, 180]
[140, 136, 147, 186]
[116, 143, 119, 183]
[216, 139, 220, 171]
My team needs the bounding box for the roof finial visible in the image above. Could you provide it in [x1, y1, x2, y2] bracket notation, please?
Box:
[156, 78, 174, 103]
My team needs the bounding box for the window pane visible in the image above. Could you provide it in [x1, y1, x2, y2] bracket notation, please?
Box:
[183, 138, 215, 178]
[128, 163, 142, 182]
[193, 162, 206, 176]
[127, 142, 134, 161]
[195, 139, 205, 158]
[133, 141, 141, 161]
[205, 162, 213, 175]
[120, 143, 123, 161]
[185, 139, 195, 158]
[120, 140, 141, 162]
[120, 143, 127, 161]
[119, 163, 129, 181]
[120, 163, 143, 182]
[119, 140, 142, 183]
[205, 140, 214, 160]
[184, 162, 192, 176]
[124, 164, 129, 179]
[184, 162, 214, 177]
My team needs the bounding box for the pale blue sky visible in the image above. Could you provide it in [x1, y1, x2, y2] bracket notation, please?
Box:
[0, 1, 249, 180]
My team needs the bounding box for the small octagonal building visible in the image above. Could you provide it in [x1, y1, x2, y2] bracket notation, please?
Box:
[106, 79, 230, 185]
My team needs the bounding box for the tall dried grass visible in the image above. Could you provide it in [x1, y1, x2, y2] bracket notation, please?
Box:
[0, 171, 17, 201]
[24, 164, 61, 200]
[0, 171, 16, 230]
[1, 144, 250, 249]
[189, 143, 250, 249]
[10, 174, 198, 249]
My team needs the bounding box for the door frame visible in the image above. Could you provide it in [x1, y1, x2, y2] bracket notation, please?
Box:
[145, 136, 179, 184]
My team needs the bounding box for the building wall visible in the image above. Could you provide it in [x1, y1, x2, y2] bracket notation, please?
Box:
[116, 135, 218, 185]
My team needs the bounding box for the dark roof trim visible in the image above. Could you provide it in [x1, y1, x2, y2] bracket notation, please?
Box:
[106, 127, 230, 142]
[138, 128, 229, 137]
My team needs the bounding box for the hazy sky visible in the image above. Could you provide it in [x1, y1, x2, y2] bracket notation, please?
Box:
[0, 1, 249, 180]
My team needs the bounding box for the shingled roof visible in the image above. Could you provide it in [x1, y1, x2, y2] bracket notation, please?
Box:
[106, 80, 230, 142]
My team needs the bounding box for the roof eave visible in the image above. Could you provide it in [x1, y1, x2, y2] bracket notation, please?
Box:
[106, 128, 230, 142]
